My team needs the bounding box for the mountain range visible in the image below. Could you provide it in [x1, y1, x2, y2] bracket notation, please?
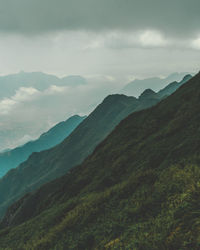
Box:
[0, 72, 199, 249]
[0, 71, 88, 152]
[121, 72, 192, 97]
[0, 74, 191, 219]
[0, 115, 86, 177]
[0, 71, 190, 152]
[0, 71, 86, 99]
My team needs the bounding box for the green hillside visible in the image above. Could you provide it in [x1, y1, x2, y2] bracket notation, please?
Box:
[0, 73, 199, 249]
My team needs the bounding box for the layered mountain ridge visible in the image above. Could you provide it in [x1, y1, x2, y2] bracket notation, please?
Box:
[121, 72, 192, 97]
[0, 115, 86, 177]
[0, 71, 86, 98]
[0, 73, 199, 249]
[0, 75, 191, 219]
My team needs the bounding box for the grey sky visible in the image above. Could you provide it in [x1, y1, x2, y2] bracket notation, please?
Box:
[0, 0, 199, 37]
[0, 0, 199, 150]
[0, 0, 199, 77]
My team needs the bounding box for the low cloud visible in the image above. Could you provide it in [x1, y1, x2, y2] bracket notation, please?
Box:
[44, 85, 69, 95]
[84, 30, 200, 51]
[0, 87, 39, 114]
[191, 36, 200, 50]
[0, 1, 199, 150]
[139, 31, 168, 48]
[0, 99, 16, 115]
[0, 75, 120, 150]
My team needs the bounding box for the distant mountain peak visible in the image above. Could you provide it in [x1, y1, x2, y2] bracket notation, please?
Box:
[104, 94, 137, 102]
[61, 75, 87, 86]
[139, 88, 157, 100]
[182, 74, 192, 82]
[121, 72, 194, 97]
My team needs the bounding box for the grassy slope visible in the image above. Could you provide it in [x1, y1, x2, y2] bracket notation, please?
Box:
[0, 73, 200, 249]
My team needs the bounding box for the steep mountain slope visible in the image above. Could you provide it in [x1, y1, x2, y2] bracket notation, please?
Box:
[0, 73, 200, 249]
[0, 115, 86, 177]
[0, 95, 140, 217]
[0, 75, 191, 219]
[121, 72, 191, 97]
[157, 74, 192, 98]
[131, 75, 192, 112]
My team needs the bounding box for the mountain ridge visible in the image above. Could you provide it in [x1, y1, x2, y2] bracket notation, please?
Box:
[0, 71, 87, 98]
[0, 72, 199, 249]
[0, 115, 86, 177]
[0, 75, 191, 218]
[121, 72, 192, 97]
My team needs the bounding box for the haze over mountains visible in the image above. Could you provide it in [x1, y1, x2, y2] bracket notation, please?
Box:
[0, 71, 86, 152]
[0, 74, 191, 219]
[0, 72, 199, 249]
[0, 71, 87, 99]
[0, 115, 86, 177]
[121, 72, 192, 97]
[0, 71, 191, 152]
[0, 71, 117, 151]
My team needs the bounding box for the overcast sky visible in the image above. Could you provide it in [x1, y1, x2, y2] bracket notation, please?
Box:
[0, 0, 199, 150]
[0, 0, 199, 78]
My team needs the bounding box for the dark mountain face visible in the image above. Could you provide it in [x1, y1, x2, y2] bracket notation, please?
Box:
[0, 115, 86, 177]
[0, 73, 199, 249]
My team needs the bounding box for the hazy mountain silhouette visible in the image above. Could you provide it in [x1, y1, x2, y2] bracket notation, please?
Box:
[157, 74, 192, 98]
[0, 115, 86, 177]
[121, 72, 192, 97]
[0, 71, 86, 98]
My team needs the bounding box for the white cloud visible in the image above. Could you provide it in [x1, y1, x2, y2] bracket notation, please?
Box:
[0, 85, 71, 115]
[139, 30, 168, 47]
[0, 98, 17, 114]
[85, 30, 169, 50]
[13, 87, 39, 101]
[0, 75, 122, 150]
[0, 87, 39, 115]
[44, 85, 68, 95]
[191, 36, 200, 50]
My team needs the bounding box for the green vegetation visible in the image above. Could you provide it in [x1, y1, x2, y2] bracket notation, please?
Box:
[0, 165, 199, 249]
[0, 73, 199, 249]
